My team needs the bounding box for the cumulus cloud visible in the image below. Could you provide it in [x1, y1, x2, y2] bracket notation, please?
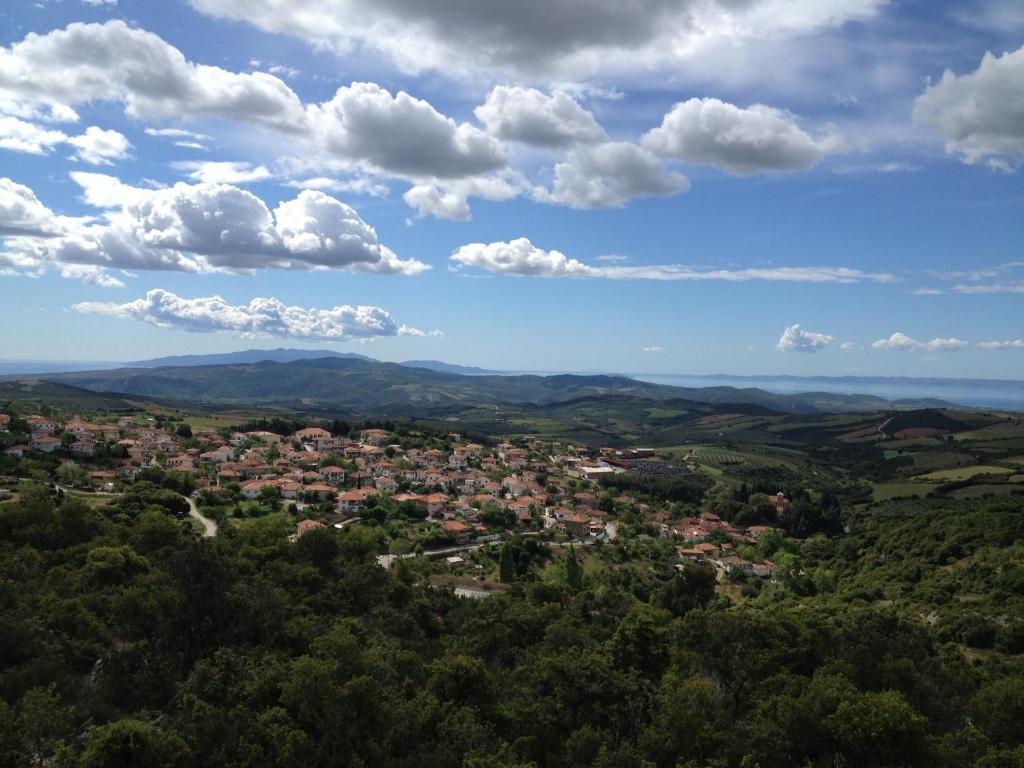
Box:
[543, 142, 689, 208]
[0, 174, 426, 280]
[73, 288, 435, 340]
[0, 22, 503, 185]
[0, 117, 129, 164]
[872, 332, 968, 351]
[186, 0, 887, 80]
[0, 116, 68, 155]
[977, 339, 1024, 349]
[474, 86, 606, 147]
[403, 174, 527, 221]
[449, 237, 899, 284]
[642, 98, 843, 174]
[776, 324, 833, 353]
[307, 82, 505, 179]
[66, 126, 130, 164]
[913, 45, 1024, 165]
[173, 160, 272, 184]
[0, 177, 68, 236]
[0, 21, 307, 132]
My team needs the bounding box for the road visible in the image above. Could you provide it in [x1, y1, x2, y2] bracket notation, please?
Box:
[186, 495, 218, 538]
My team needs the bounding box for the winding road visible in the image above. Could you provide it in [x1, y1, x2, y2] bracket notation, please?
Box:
[185, 495, 218, 537]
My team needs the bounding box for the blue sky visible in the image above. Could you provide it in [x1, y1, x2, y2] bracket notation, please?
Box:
[0, 0, 1022, 377]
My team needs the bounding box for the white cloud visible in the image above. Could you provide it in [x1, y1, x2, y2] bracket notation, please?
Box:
[978, 339, 1024, 349]
[642, 98, 843, 175]
[449, 237, 899, 283]
[186, 0, 887, 81]
[66, 126, 130, 164]
[307, 82, 506, 179]
[284, 176, 388, 197]
[474, 86, 606, 147]
[776, 324, 833, 353]
[403, 174, 526, 221]
[871, 332, 968, 351]
[0, 177, 67, 236]
[0, 21, 307, 132]
[0, 99, 79, 124]
[839, 341, 862, 351]
[913, 45, 1024, 165]
[924, 337, 969, 352]
[543, 141, 689, 208]
[642, 346, 663, 352]
[173, 160, 272, 185]
[953, 281, 1024, 294]
[0, 116, 67, 154]
[145, 127, 209, 140]
[0, 117, 129, 164]
[59, 264, 124, 287]
[73, 288, 434, 340]
[145, 127, 211, 149]
[0, 174, 427, 279]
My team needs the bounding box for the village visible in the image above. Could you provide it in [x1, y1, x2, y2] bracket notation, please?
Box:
[0, 408, 790, 583]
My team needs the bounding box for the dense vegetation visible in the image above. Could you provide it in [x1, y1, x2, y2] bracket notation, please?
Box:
[1, 483, 1023, 768]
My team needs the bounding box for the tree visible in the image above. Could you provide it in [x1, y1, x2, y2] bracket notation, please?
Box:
[79, 720, 189, 768]
[564, 545, 584, 591]
[16, 685, 71, 767]
[499, 543, 515, 583]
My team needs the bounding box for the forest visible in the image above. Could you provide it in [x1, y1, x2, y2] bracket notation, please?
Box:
[1, 482, 1022, 768]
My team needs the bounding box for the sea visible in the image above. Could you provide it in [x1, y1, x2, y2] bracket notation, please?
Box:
[630, 374, 1024, 411]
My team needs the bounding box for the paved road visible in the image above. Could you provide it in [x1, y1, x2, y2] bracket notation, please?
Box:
[186, 495, 218, 538]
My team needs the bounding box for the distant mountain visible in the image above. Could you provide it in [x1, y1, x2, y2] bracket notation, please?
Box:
[129, 348, 375, 367]
[35, 357, 960, 416]
[399, 359, 497, 375]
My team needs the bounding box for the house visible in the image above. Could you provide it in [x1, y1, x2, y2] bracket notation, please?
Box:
[439, 519, 471, 542]
[200, 446, 234, 463]
[5, 444, 28, 458]
[295, 519, 326, 539]
[30, 435, 62, 453]
[773, 492, 789, 514]
[337, 490, 369, 515]
[747, 525, 778, 539]
[240, 480, 274, 500]
[320, 465, 346, 484]
[565, 513, 591, 539]
[27, 416, 58, 434]
[166, 454, 196, 470]
[0, 414, 10, 431]
[375, 476, 397, 493]
[70, 441, 95, 457]
[419, 492, 450, 516]
[295, 427, 332, 448]
[246, 431, 282, 445]
[304, 482, 336, 501]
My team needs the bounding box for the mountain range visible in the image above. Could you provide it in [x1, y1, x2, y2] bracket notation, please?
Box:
[30, 355, 957, 416]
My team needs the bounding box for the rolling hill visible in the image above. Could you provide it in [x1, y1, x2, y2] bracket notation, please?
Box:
[30, 357, 959, 416]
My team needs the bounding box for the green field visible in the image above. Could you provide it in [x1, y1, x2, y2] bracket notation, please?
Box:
[871, 482, 930, 501]
[916, 465, 1015, 482]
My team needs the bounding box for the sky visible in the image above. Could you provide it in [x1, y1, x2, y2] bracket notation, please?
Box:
[0, 0, 1022, 378]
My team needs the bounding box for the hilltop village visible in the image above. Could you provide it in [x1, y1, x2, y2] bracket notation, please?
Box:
[0, 407, 798, 586]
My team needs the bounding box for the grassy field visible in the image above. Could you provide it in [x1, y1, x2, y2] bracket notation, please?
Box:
[946, 483, 1024, 500]
[872, 482, 930, 501]
[915, 465, 1015, 482]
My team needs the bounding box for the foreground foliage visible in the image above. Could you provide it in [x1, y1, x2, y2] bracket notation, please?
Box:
[1, 486, 1023, 767]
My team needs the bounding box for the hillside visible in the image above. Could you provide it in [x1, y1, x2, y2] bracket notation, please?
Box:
[32, 357, 959, 416]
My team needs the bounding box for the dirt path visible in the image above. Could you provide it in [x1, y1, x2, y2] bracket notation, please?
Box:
[186, 495, 218, 538]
